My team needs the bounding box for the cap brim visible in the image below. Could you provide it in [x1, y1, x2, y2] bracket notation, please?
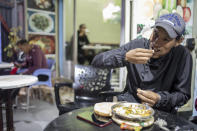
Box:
[154, 22, 178, 39]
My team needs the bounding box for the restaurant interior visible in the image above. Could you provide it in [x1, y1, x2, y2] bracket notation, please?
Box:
[0, 0, 197, 131]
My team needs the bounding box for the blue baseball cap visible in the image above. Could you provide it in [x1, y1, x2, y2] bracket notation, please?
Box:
[154, 13, 185, 39]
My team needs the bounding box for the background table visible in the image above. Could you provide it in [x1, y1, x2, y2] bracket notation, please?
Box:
[44, 106, 197, 131]
[0, 62, 14, 76]
[82, 45, 112, 50]
[0, 62, 13, 69]
[82, 45, 112, 55]
[0, 75, 38, 131]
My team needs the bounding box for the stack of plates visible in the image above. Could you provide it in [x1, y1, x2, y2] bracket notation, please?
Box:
[111, 103, 155, 127]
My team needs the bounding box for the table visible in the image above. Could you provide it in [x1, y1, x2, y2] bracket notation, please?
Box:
[0, 62, 14, 76]
[0, 62, 14, 69]
[44, 106, 197, 131]
[82, 45, 112, 60]
[82, 45, 112, 50]
[0, 75, 38, 131]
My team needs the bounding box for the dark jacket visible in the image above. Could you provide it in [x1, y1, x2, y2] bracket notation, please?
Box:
[23, 45, 48, 74]
[77, 31, 90, 64]
[92, 38, 192, 112]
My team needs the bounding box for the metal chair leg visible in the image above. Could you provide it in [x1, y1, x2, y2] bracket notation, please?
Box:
[26, 87, 30, 112]
[50, 89, 55, 104]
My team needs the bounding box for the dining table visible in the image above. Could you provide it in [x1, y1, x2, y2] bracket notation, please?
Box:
[0, 62, 14, 69]
[82, 45, 112, 50]
[44, 106, 197, 131]
[0, 75, 38, 131]
[82, 45, 112, 54]
[0, 62, 14, 76]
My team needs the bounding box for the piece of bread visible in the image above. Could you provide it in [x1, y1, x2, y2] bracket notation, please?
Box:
[93, 113, 111, 123]
[94, 102, 117, 117]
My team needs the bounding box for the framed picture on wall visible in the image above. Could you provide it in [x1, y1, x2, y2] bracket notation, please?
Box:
[28, 34, 55, 54]
[27, 0, 56, 12]
[27, 9, 55, 35]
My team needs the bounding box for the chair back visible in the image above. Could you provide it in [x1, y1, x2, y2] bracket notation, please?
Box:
[32, 59, 55, 87]
[32, 68, 52, 87]
[73, 65, 111, 103]
[47, 58, 55, 70]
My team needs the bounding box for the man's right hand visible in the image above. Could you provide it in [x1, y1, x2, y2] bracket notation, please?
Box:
[14, 62, 21, 68]
[125, 48, 154, 64]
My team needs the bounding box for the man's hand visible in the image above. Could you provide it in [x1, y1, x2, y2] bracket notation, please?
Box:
[14, 62, 22, 68]
[125, 48, 154, 64]
[137, 89, 160, 107]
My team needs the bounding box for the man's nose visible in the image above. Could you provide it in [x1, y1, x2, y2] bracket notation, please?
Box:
[153, 41, 160, 48]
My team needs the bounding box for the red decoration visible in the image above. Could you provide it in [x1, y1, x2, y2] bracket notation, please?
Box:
[0, 14, 10, 32]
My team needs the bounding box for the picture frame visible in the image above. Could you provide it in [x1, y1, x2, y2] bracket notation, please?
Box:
[27, 0, 55, 12]
[28, 34, 55, 54]
[27, 9, 55, 35]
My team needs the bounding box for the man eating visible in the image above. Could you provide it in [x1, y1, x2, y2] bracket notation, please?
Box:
[92, 13, 192, 113]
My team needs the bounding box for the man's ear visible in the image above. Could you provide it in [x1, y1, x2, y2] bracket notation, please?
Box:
[175, 36, 184, 47]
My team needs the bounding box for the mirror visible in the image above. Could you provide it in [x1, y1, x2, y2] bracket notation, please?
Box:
[64, 0, 121, 87]
[64, 0, 121, 64]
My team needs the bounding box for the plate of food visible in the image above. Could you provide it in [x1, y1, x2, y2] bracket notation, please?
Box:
[29, 35, 55, 54]
[34, 0, 54, 10]
[112, 114, 154, 127]
[112, 103, 154, 121]
[29, 13, 54, 33]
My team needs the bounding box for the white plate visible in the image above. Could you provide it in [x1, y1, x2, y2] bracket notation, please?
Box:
[112, 103, 154, 121]
[112, 114, 154, 127]
[29, 13, 54, 33]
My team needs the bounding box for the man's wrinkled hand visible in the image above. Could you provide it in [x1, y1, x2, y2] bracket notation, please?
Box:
[125, 48, 154, 64]
[137, 89, 160, 107]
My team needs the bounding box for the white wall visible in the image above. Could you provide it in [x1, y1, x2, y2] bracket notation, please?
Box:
[64, 0, 121, 44]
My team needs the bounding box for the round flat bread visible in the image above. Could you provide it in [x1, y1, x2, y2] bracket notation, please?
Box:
[94, 102, 117, 117]
[112, 114, 154, 127]
[93, 113, 111, 123]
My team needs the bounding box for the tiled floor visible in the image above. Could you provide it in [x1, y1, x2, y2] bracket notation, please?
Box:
[0, 82, 73, 131]
[3, 99, 59, 131]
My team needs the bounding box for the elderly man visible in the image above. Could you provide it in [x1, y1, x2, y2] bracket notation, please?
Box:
[92, 13, 192, 113]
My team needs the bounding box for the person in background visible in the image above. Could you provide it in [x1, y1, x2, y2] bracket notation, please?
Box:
[11, 39, 48, 100]
[10, 50, 26, 74]
[77, 24, 94, 64]
[15, 39, 48, 74]
[92, 13, 192, 113]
